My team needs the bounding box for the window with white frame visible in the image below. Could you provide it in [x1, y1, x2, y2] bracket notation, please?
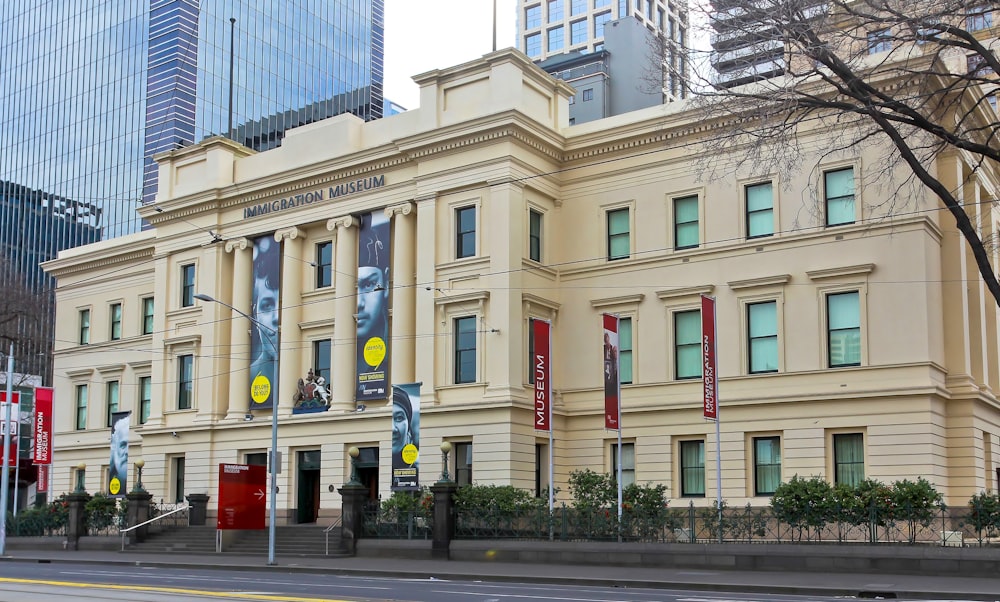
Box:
[529, 209, 543, 262]
[141, 297, 154, 335]
[753, 436, 781, 495]
[548, 25, 564, 51]
[674, 309, 701, 379]
[867, 28, 891, 54]
[105, 381, 119, 427]
[833, 433, 864, 486]
[139, 376, 151, 424]
[455, 442, 473, 486]
[79, 309, 90, 344]
[110, 303, 122, 340]
[456, 206, 476, 259]
[618, 316, 633, 384]
[548, 0, 564, 22]
[967, 5, 993, 31]
[525, 33, 542, 57]
[746, 182, 773, 238]
[181, 264, 195, 307]
[571, 19, 587, 44]
[824, 168, 855, 226]
[610, 441, 636, 487]
[177, 354, 194, 410]
[526, 3, 542, 28]
[827, 291, 861, 367]
[607, 208, 630, 260]
[748, 301, 778, 374]
[673, 195, 699, 249]
[680, 439, 705, 496]
[315, 241, 333, 288]
[454, 317, 477, 384]
[75, 384, 88, 430]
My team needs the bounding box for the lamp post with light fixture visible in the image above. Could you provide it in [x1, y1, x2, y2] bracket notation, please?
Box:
[193, 292, 280, 566]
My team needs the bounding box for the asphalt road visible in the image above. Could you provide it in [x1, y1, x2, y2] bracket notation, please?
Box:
[0, 561, 891, 602]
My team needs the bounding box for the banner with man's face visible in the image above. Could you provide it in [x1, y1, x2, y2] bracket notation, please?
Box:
[356, 211, 390, 403]
[391, 383, 420, 491]
[108, 410, 131, 497]
[250, 234, 281, 410]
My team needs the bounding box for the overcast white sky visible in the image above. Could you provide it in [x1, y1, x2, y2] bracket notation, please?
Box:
[384, 0, 518, 109]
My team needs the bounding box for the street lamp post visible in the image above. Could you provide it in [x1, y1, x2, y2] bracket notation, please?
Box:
[1, 343, 14, 555]
[194, 292, 279, 566]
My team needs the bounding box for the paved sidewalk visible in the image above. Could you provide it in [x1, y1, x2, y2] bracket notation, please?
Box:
[1, 548, 999, 600]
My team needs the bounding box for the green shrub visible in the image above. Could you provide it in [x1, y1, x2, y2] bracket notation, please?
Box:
[968, 491, 1000, 537]
[567, 469, 616, 510]
[453, 484, 543, 515]
[892, 477, 943, 541]
[771, 475, 836, 536]
[379, 489, 433, 520]
[85, 493, 123, 531]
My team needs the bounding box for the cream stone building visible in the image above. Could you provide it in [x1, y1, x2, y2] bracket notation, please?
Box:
[44, 48, 1000, 522]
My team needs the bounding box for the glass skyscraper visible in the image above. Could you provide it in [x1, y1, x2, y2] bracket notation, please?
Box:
[0, 0, 385, 380]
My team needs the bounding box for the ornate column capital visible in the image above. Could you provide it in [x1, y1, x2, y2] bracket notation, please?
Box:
[384, 201, 415, 219]
[274, 226, 302, 242]
[327, 215, 359, 231]
[224, 237, 250, 253]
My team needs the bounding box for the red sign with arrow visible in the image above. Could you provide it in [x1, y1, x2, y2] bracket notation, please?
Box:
[217, 463, 266, 530]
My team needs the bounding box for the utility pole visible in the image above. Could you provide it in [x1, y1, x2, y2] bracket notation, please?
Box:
[1, 343, 14, 555]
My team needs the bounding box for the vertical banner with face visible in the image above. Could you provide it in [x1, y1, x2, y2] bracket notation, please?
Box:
[602, 314, 620, 430]
[108, 410, 131, 497]
[33, 386, 53, 465]
[391, 383, 420, 491]
[701, 294, 719, 421]
[533, 319, 551, 432]
[250, 234, 281, 410]
[356, 211, 391, 403]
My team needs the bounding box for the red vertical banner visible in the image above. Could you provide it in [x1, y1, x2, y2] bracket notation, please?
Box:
[602, 314, 620, 430]
[533, 319, 551, 431]
[0, 392, 19, 466]
[701, 295, 719, 421]
[36, 464, 49, 493]
[33, 387, 53, 465]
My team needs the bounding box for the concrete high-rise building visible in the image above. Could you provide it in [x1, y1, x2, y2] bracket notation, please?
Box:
[0, 0, 385, 381]
[709, 0, 787, 88]
[517, 0, 689, 101]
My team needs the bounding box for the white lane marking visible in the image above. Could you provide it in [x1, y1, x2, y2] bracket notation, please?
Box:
[433, 591, 640, 602]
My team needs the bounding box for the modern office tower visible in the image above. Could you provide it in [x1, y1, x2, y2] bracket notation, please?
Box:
[709, 0, 786, 88]
[517, 0, 689, 101]
[0, 0, 385, 382]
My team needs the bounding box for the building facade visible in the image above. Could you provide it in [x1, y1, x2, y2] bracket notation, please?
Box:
[517, 0, 688, 101]
[1, 0, 385, 381]
[44, 49, 1000, 522]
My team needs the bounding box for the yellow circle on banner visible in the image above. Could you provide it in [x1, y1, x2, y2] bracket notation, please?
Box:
[401, 443, 418, 465]
[251, 374, 271, 404]
[363, 337, 386, 367]
[109, 477, 121, 495]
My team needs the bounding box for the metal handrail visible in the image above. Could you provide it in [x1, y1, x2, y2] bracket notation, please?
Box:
[324, 516, 343, 556]
[119, 504, 190, 551]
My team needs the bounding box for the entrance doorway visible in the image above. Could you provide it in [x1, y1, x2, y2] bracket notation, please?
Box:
[296, 450, 321, 524]
[355, 447, 379, 509]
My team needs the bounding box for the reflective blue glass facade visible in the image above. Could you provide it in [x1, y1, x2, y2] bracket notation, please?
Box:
[0, 0, 385, 381]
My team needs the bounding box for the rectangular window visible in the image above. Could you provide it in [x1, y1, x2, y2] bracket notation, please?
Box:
[139, 376, 151, 424]
[867, 28, 891, 54]
[181, 264, 195, 307]
[79, 309, 91, 345]
[618, 317, 633, 384]
[529, 210, 543, 262]
[526, 4, 542, 28]
[754, 436, 781, 495]
[674, 195, 699, 249]
[833, 433, 864, 486]
[548, 25, 565, 52]
[571, 19, 587, 45]
[548, 0, 564, 22]
[967, 5, 992, 31]
[177, 354, 194, 410]
[75, 385, 88, 430]
[315, 241, 333, 288]
[746, 182, 774, 238]
[313, 339, 332, 385]
[105, 381, 120, 427]
[535, 443, 545, 497]
[582, 88, 594, 101]
[173, 457, 186, 503]
[141, 297, 154, 335]
[456, 206, 476, 259]
[525, 33, 542, 57]
[607, 208, 630, 260]
[824, 168, 855, 226]
[109, 303, 122, 340]
[748, 301, 778, 374]
[675, 310, 701, 379]
[455, 442, 473, 486]
[571, 0, 587, 15]
[454, 316, 477, 384]
[595, 11, 612, 37]
[611, 442, 636, 487]
[828, 291, 861, 367]
[680, 440, 705, 496]
[595, 0, 610, 6]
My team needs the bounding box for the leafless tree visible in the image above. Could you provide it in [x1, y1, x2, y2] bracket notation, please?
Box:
[0, 257, 50, 384]
[673, 0, 1000, 306]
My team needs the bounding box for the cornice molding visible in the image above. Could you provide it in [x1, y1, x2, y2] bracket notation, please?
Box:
[590, 294, 645, 310]
[728, 274, 792, 290]
[807, 264, 875, 281]
[656, 285, 715, 301]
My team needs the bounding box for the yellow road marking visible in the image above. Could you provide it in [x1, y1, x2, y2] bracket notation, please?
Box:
[0, 577, 354, 602]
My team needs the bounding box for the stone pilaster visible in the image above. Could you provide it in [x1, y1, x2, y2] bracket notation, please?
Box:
[328, 216, 359, 411]
[225, 238, 253, 420]
[275, 227, 304, 418]
[385, 202, 416, 388]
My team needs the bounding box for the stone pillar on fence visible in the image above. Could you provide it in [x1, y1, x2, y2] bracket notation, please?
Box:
[186, 493, 210, 526]
[65, 492, 91, 551]
[125, 490, 153, 545]
[430, 481, 458, 560]
[338, 484, 368, 555]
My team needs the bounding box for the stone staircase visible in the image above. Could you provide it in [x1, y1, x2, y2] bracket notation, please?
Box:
[127, 524, 349, 557]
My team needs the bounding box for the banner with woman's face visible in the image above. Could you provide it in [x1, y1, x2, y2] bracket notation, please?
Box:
[250, 234, 281, 410]
[391, 383, 420, 491]
[356, 211, 390, 403]
[108, 410, 131, 497]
